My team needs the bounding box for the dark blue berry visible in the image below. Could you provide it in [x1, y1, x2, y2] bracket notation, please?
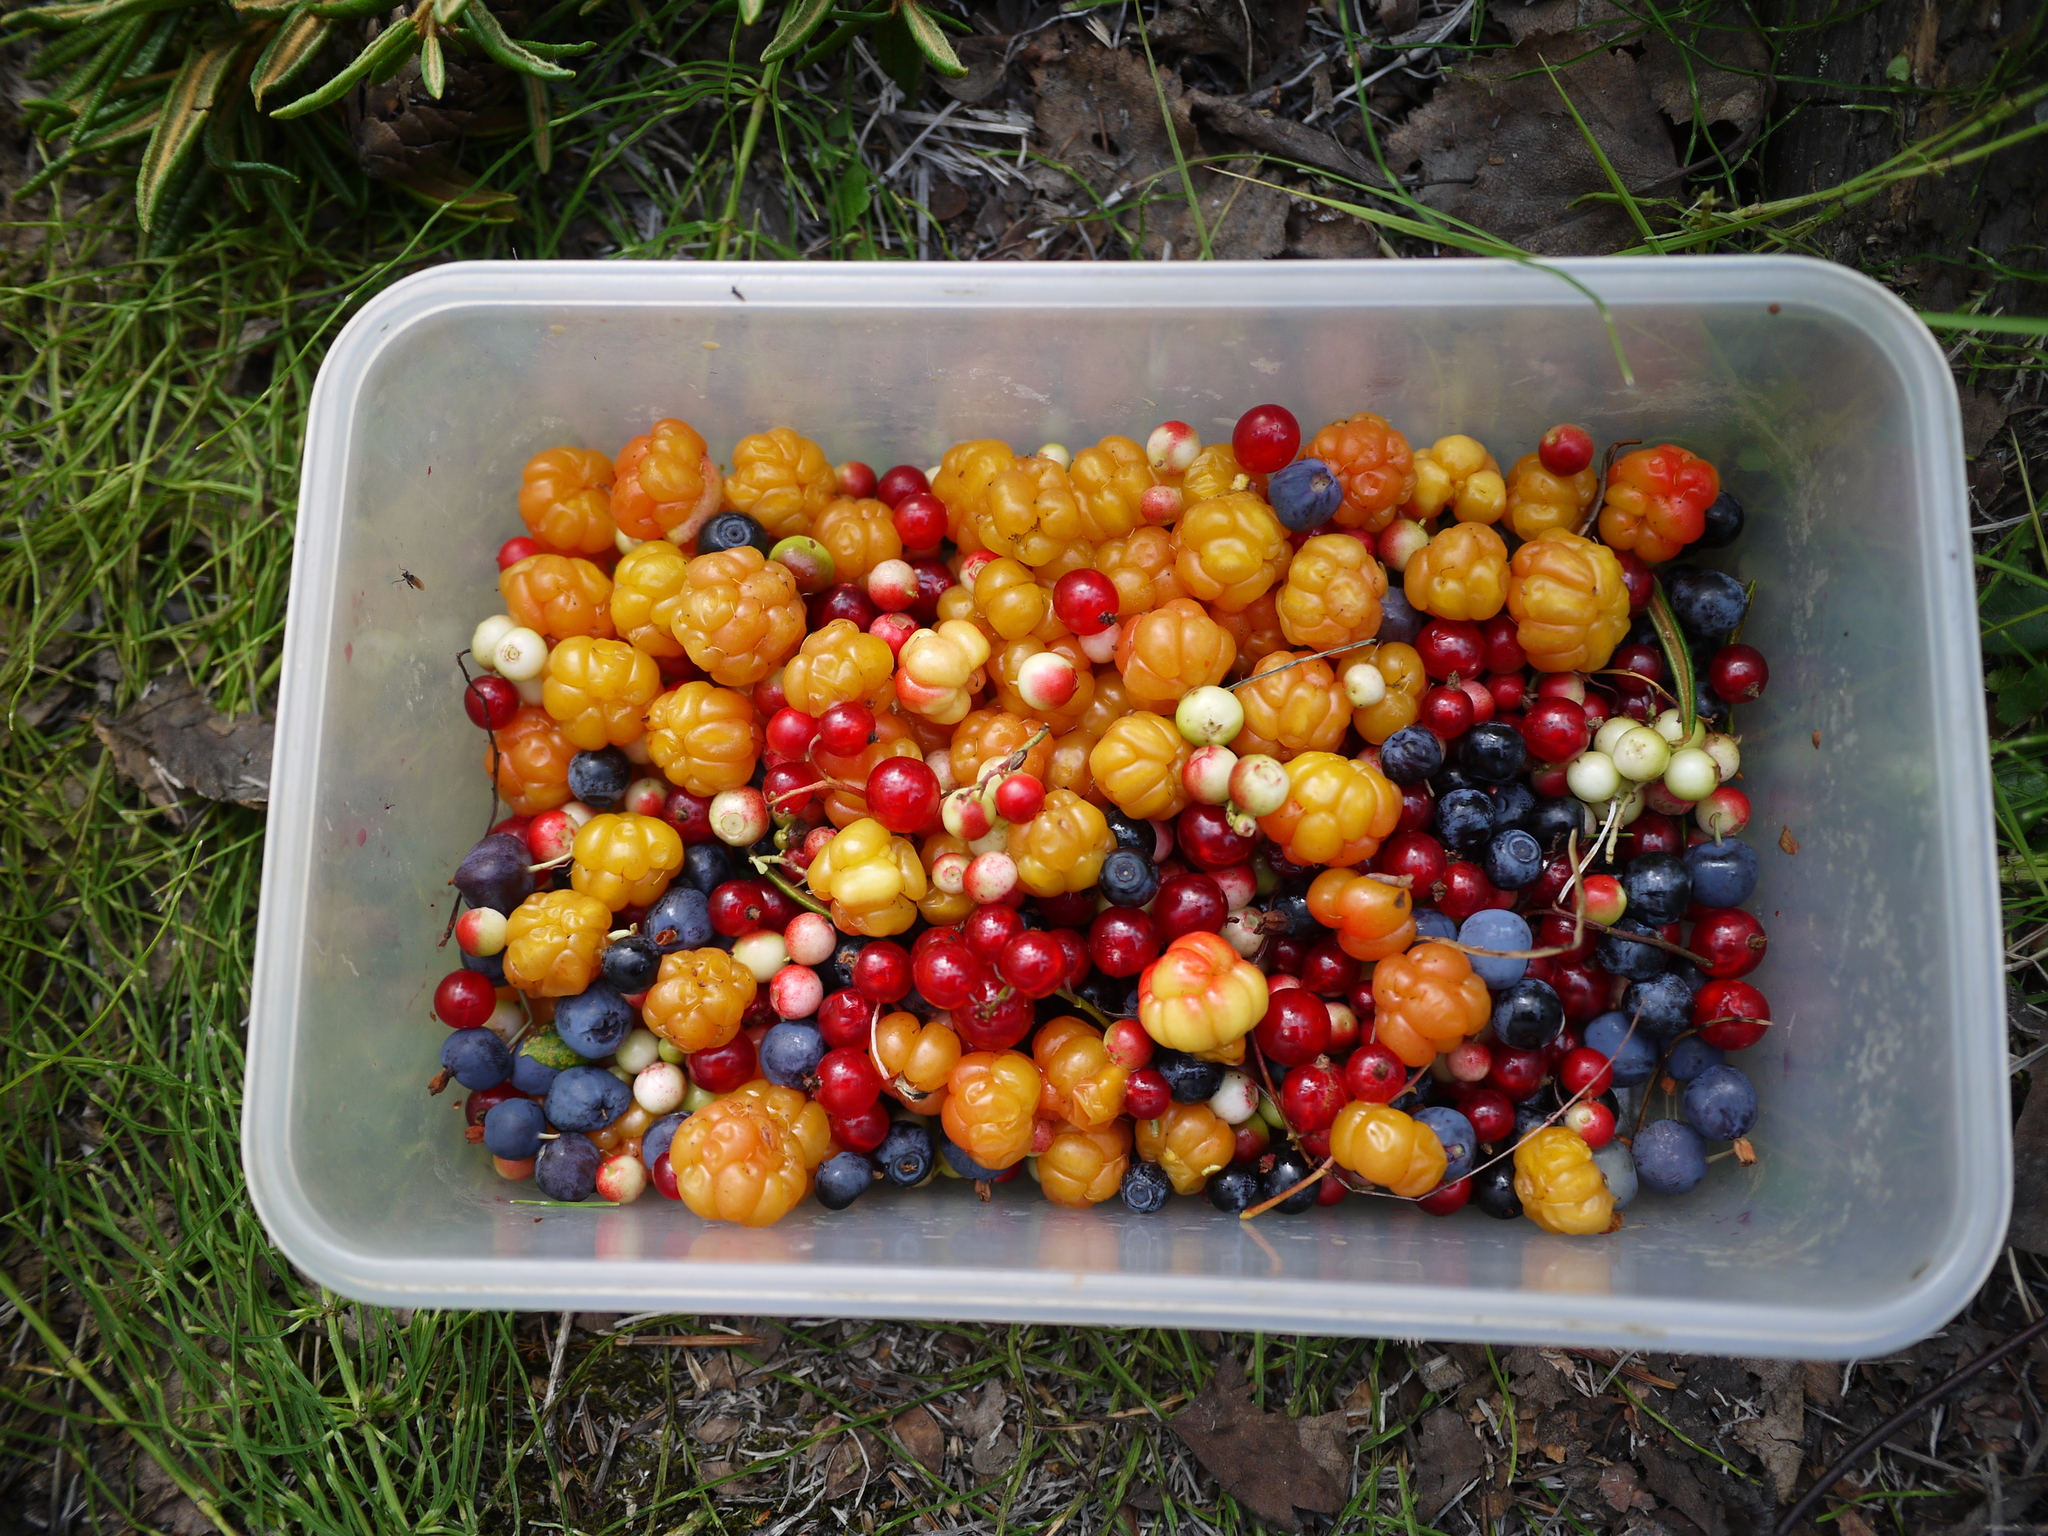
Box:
[1458, 909, 1529, 990]
[1696, 490, 1744, 549]
[760, 1021, 824, 1089]
[1379, 726, 1444, 785]
[1662, 566, 1749, 644]
[1664, 1035, 1724, 1082]
[1268, 891, 1318, 939]
[1592, 1142, 1636, 1208]
[1099, 849, 1160, 907]
[1483, 827, 1543, 890]
[681, 842, 737, 895]
[1489, 780, 1536, 832]
[483, 1097, 546, 1159]
[1491, 977, 1563, 1050]
[643, 885, 712, 953]
[1473, 1161, 1522, 1219]
[1681, 1064, 1757, 1140]
[940, 1135, 1008, 1182]
[1414, 909, 1459, 942]
[1633, 1119, 1706, 1194]
[533, 1134, 604, 1201]
[567, 747, 633, 808]
[1415, 1106, 1476, 1181]
[1583, 1010, 1659, 1086]
[821, 935, 870, 991]
[1263, 1150, 1320, 1214]
[600, 937, 661, 995]
[554, 983, 636, 1060]
[1377, 586, 1423, 647]
[877, 1121, 934, 1186]
[545, 1064, 631, 1132]
[1622, 972, 1695, 1040]
[1685, 837, 1758, 909]
[454, 833, 534, 915]
[1266, 457, 1343, 532]
[815, 1151, 874, 1210]
[461, 945, 507, 986]
[1596, 918, 1669, 980]
[1121, 1160, 1173, 1213]
[1622, 853, 1691, 925]
[1457, 722, 1527, 784]
[697, 510, 773, 557]
[1694, 676, 1728, 730]
[1154, 1049, 1224, 1104]
[1207, 1164, 1264, 1213]
[1074, 971, 1139, 1019]
[1435, 787, 1496, 852]
[641, 1111, 686, 1171]
[440, 1028, 512, 1090]
[1102, 804, 1153, 854]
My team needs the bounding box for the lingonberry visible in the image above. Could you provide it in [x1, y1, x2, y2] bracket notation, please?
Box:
[892, 491, 948, 552]
[1104, 1018, 1153, 1069]
[689, 1033, 758, 1093]
[1089, 909, 1160, 978]
[1297, 939, 1359, 998]
[1459, 677, 1496, 725]
[1417, 1177, 1473, 1216]
[1232, 403, 1300, 473]
[1609, 642, 1664, 696]
[998, 930, 1068, 998]
[1538, 423, 1595, 476]
[1691, 908, 1767, 978]
[436, 970, 497, 1029]
[1615, 549, 1654, 613]
[1563, 1099, 1616, 1149]
[497, 535, 540, 569]
[875, 464, 929, 507]
[1558, 1047, 1614, 1099]
[1419, 685, 1475, 739]
[1177, 803, 1256, 870]
[913, 941, 981, 1010]
[1694, 978, 1769, 1050]
[831, 1101, 892, 1155]
[1256, 989, 1332, 1067]
[964, 903, 1024, 962]
[1696, 785, 1752, 838]
[1280, 1062, 1347, 1133]
[1052, 569, 1120, 635]
[1125, 1068, 1172, 1120]
[464, 673, 520, 730]
[817, 701, 875, 755]
[1455, 1087, 1514, 1144]
[662, 788, 713, 843]
[909, 560, 952, 623]
[991, 771, 1046, 825]
[851, 940, 911, 1002]
[1485, 1045, 1546, 1102]
[1437, 861, 1499, 923]
[763, 760, 822, 818]
[1153, 872, 1227, 939]
[1344, 1042, 1406, 1103]
[866, 757, 941, 834]
[1486, 671, 1528, 713]
[1710, 643, 1769, 702]
[1380, 830, 1449, 895]
[1231, 1122, 1271, 1164]
[817, 986, 874, 1048]
[1416, 619, 1486, 681]
[808, 583, 877, 632]
[816, 1047, 884, 1117]
[1445, 1040, 1492, 1083]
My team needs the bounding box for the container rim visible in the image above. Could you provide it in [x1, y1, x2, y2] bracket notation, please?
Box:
[247, 255, 2004, 1354]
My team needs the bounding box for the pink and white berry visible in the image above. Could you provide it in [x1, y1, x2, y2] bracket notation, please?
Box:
[784, 912, 837, 967]
[770, 963, 825, 1020]
[633, 1060, 687, 1115]
[1146, 420, 1200, 474]
[455, 906, 508, 957]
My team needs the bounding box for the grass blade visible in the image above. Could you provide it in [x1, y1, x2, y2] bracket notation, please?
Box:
[1131, 3, 1206, 257]
[137, 36, 243, 230]
[523, 73, 551, 173]
[1921, 312, 2048, 336]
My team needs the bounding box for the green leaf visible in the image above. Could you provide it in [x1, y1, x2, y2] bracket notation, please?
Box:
[302, 0, 388, 17]
[420, 29, 444, 97]
[13, 0, 190, 29]
[136, 36, 243, 230]
[898, 0, 966, 76]
[737, 0, 765, 23]
[522, 73, 551, 173]
[834, 155, 870, 225]
[249, 8, 331, 107]
[1922, 312, 2048, 337]
[872, 9, 922, 96]
[1992, 664, 2048, 727]
[1885, 51, 1911, 84]
[760, 0, 832, 64]
[460, 1, 573, 80]
[432, 0, 467, 23]
[387, 162, 519, 222]
[268, 16, 415, 117]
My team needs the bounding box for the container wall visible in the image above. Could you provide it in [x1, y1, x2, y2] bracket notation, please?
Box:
[247, 259, 2002, 1354]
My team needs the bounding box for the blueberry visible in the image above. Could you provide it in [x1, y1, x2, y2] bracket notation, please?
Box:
[1102, 804, 1153, 854]
[1434, 788, 1496, 852]
[1662, 566, 1749, 644]
[1074, 971, 1139, 1019]
[1099, 849, 1160, 907]
[544, 1064, 631, 1133]
[1377, 586, 1424, 646]
[1473, 1161, 1522, 1219]
[1513, 1097, 1552, 1145]
[1263, 1150, 1321, 1214]
[1267, 457, 1343, 532]
[697, 510, 773, 557]
[1483, 828, 1543, 890]
[1201, 1164, 1259, 1213]
[567, 747, 633, 808]
[601, 935, 661, 994]
[554, 982, 636, 1060]
[939, 1135, 1008, 1182]
[1489, 781, 1536, 833]
[1414, 908, 1459, 941]
[1696, 490, 1744, 549]
[1592, 1141, 1638, 1208]
[1457, 722, 1527, 784]
[1664, 1035, 1725, 1083]
[454, 832, 534, 915]
[1583, 1010, 1659, 1086]
[513, 1026, 579, 1095]
[461, 945, 507, 986]
[681, 842, 736, 895]
[483, 1097, 546, 1160]
[1681, 1064, 1757, 1140]
[1457, 909, 1530, 990]
[440, 1028, 512, 1090]
[1429, 767, 1483, 799]
[1379, 726, 1444, 785]
[1621, 853, 1691, 925]
[1269, 890, 1318, 939]
[641, 889, 709, 958]
[1685, 837, 1758, 909]
[760, 1021, 825, 1089]
[1490, 977, 1563, 1050]
[1595, 918, 1668, 981]
[876, 1121, 934, 1186]
[1121, 1160, 1173, 1214]
[1622, 972, 1695, 1040]
[1633, 1118, 1707, 1194]
[1693, 675, 1728, 730]
[821, 935, 870, 992]
[1414, 1105, 1476, 1182]
[1155, 1049, 1224, 1104]
[641, 1111, 686, 1171]
[816, 1151, 875, 1211]
[534, 1134, 604, 1201]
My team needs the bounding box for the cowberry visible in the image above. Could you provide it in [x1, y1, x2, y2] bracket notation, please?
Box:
[1153, 872, 1227, 939]
[1709, 643, 1769, 702]
[1089, 909, 1160, 978]
[1416, 620, 1485, 681]
[892, 492, 948, 553]
[875, 464, 929, 507]
[1280, 1062, 1347, 1133]
[435, 970, 497, 1029]
[1232, 403, 1300, 473]
[1297, 939, 1359, 998]
[1538, 424, 1595, 476]
[1558, 1047, 1614, 1099]
[1343, 1043, 1406, 1104]
[1255, 989, 1331, 1066]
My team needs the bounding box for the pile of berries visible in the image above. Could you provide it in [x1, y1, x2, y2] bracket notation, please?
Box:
[433, 407, 1770, 1236]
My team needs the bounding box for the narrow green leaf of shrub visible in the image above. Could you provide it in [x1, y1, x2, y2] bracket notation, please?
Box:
[433, 0, 468, 23]
[738, 0, 765, 23]
[461, 1, 573, 79]
[522, 73, 551, 173]
[137, 36, 242, 230]
[761, 0, 833, 64]
[1648, 582, 1696, 741]
[420, 29, 445, 96]
[250, 8, 330, 106]
[14, 0, 189, 29]
[900, 0, 967, 76]
[269, 17, 414, 117]
[303, 0, 389, 16]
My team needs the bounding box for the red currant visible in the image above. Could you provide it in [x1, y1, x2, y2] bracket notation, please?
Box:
[1521, 698, 1589, 764]
[1419, 684, 1475, 739]
[1416, 1176, 1472, 1216]
[1538, 424, 1595, 477]
[816, 1047, 884, 1117]
[998, 930, 1067, 998]
[1255, 990, 1331, 1067]
[1231, 403, 1300, 474]
[1694, 978, 1769, 1050]
[1125, 1068, 1172, 1119]
[1710, 643, 1769, 703]
[875, 464, 930, 508]
[1280, 1062, 1347, 1133]
[1153, 872, 1226, 939]
[1297, 939, 1359, 999]
[892, 491, 948, 554]
[435, 970, 497, 1029]
[1692, 908, 1767, 978]
[831, 1100, 892, 1154]
[1089, 909, 1160, 978]
[1416, 619, 1485, 681]
[497, 535, 540, 570]
[867, 757, 941, 835]
[1559, 1047, 1613, 1099]
[463, 674, 520, 730]
[817, 701, 876, 755]
[1343, 1042, 1406, 1103]
[1052, 569, 1120, 636]
[689, 1033, 758, 1092]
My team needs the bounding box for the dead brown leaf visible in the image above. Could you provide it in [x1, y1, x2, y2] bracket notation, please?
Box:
[1031, 36, 1196, 209]
[693, 1413, 742, 1445]
[1730, 1359, 1804, 1505]
[1598, 1462, 1658, 1513]
[1962, 387, 2011, 456]
[1835, 1507, 1879, 1536]
[1779, 826, 1801, 855]
[823, 1426, 883, 1499]
[94, 671, 272, 819]
[1382, 37, 1680, 255]
[1637, 1442, 1727, 1536]
[1168, 1356, 1350, 1531]
[2010, 1082, 2048, 1255]
[1498, 0, 1629, 45]
[1639, 5, 1771, 136]
[1501, 1346, 1574, 1413]
[890, 1404, 945, 1474]
[1149, 0, 1308, 83]
[1412, 1404, 1486, 1519]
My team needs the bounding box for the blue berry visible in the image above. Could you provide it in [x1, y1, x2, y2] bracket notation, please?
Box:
[1435, 788, 1496, 852]
[544, 1064, 631, 1133]
[1490, 977, 1563, 1050]
[1583, 1010, 1659, 1086]
[567, 747, 632, 808]
[1530, 796, 1593, 850]
[1696, 490, 1744, 549]
[1633, 1118, 1707, 1194]
[554, 982, 636, 1060]
[1457, 722, 1527, 784]
[641, 1111, 686, 1171]
[483, 1097, 546, 1159]
[1621, 853, 1691, 925]
[1662, 566, 1749, 644]
[461, 944, 507, 986]
[1489, 780, 1536, 832]
[1262, 1150, 1320, 1214]
[534, 1133, 603, 1200]
[876, 1121, 934, 1186]
[1376, 586, 1424, 646]
[1457, 909, 1530, 990]
[1681, 1064, 1757, 1140]
[454, 832, 535, 915]
[1622, 972, 1695, 1040]
[513, 1026, 578, 1095]
[681, 841, 737, 895]
[440, 1028, 512, 1090]
[1379, 725, 1444, 785]
[1483, 827, 1543, 890]
[1414, 908, 1459, 942]
[1121, 1160, 1173, 1213]
[760, 1021, 824, 1089]
[1665, 1035, 1724, 1083]
[1268, 891, 1318, 938]
[1154, 1049, 1224, 1104]
[1102, 804, 1153, 854]
[1685, 837, 1758, 909]
[815, 1151, 875, 1210]
[1267, 458, 1343, 532]
[1473, 1161, 1521, 1219]
[601, 936, 661, 994]
[1206, 1164, 1264, 1213]
[1595, 918, 1668, 980]
[1591, 1141, 1637, 1208]
[940, 1135, 1008, 1182]
[1414, 1105, 1476, 1181]
[642, 886, 712, 953]
[1098, 849, 1160, 907]
[697, 510, 773, 557]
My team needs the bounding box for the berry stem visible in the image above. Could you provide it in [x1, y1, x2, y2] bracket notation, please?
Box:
[1225, 640, 1371, 693]
[1053, 987, 1125, 1031]
[1238, 1155, 1336, 1221]
[750, 860, 833, 919]
[1574, 439, 1639, 539]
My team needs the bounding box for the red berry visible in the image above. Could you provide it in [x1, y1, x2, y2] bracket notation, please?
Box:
[1436, 861, 1498, 923]
[998, 930, 1067, 999]
[1416, 1176, 1472, 1216]
[1039, 890, 1099, 931]
[809, 583, 877, 632]
[1694, 978, 1769, 1050]
[866, 757, 941, 834]
[1558, 1047, 1614, 1099]
[1343, 1042, 1406, 1103]
[1459, 677, 1496, 725]
[1419, 684, 1475, 739]
[753, 670, 788, 719]
[497, 535, 540, 570]
[709, 880, 772, 937]
[1520, 698, 1589, 764]
[912, 942, 981, 1010]
[1549, 961, 1609, 1028]
[892, 491, 948, 554]
[1316, 1170, 1347, 1205]
[1487, 672, 1528, 713]
[763, 761, 822, 819]
[1153, 872, 1227, 940]
[1416, 619, 1485, 681]
[1542, 1024, 1583, 1074]
[1231, 404, 1300, 474]
[1379, 830, 1448, 896]
[1233, 1120, 1271, 1164]
[954, 972, 1035, 1052]
[1297, 939, 1359, 999]
[1089, 909, 1160, 978]
[963, 903, 1024, 962]
[817, 701, 875, 755]
[1104, 1018, 1154, 1069]
[1125, 1068, 1172, 1119]
[1479, 615, 1526, 674]
[838, 461, 879, 499]
[1280, 1062, 1347, 1133]
[1538, 424, 1595, 477]
[690, 1033, 758, 1092]
[1691, 908, 1767, 978]
[845, 942, 908, 1003]
[1176, 803, 1256, 871]
[991, 771, 1045, 825]
[1455, 1087, 1515, 1144]
[1709, 643, 1769, 703]
[661, 789, 712, 844]
[1395, 783, 1435, 834]
[435, 970, 497, 1028]
[1614, 549, 1654, 613]
[910, 560, 953, 623]
[816, 1047, 884, 1117]
[465, 1081, 523, 1124]
[1608, 642, 1664, 697]
[463, 673, 520, 730]
[491, 812, 532, 841]
[831, 1101, 891, 1154]
[1534, 912, 1596, 965]
[1485, 1045, 1546, 1102]
[1052, 569, 1121, 636]
[1255, 990, 1331, 1067]
[1563, 1100, 1615, 1149]
[1268, 935, 1308, 975]
[875, 464, 930, 508]
[766, 706, 820, 758]
[651, 1152, 681, 1200]
[1624, 811, 1683, 859]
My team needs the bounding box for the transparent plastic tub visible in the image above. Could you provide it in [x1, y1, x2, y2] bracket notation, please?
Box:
[246, 257, 2002, 1356]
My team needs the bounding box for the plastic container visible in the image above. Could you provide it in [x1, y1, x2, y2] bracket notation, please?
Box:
[247, 257, 2002, 1356]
